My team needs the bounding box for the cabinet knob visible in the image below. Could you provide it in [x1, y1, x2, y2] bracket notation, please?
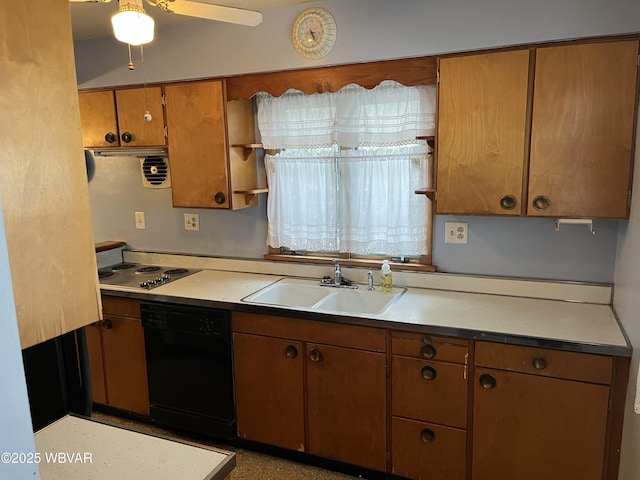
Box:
[500, 194, 518, 210]
[421, 344, 437, 359]
[420, 429, 436, 443]
[121, 131, 132, 143]
[479, 373, 496, 389]
[284, 345, 298, 359]
[533, 357, 547, 370]
[532, 195, 551, 211]
[104, 132, 117, 144]
[101, 319, 113, 330]
[309, 348, 323, 363]
[214, 191, 226, 204]
[421, 365, 437, 380]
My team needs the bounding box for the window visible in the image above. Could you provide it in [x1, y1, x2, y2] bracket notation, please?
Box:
[257, 81, 436, 267]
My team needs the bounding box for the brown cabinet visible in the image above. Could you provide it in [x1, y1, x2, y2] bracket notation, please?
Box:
[78, 87, 166, 148]
[232, 312, 387, 471]
[436, 40, 639, 219]
[390, 331, 469, 480]
[86, 296, 150, 416]
[164, 80, 260, 210]
[472, 341, 613, 480]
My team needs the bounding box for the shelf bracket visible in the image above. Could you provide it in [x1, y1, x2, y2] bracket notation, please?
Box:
[554, 218, 595, 236]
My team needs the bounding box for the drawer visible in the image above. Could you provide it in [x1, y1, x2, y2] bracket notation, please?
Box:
[101, 296, 141, 318]
[391, 416, 466, 480]
[392, 356, 468, 428]
[392, 331, 468, 364]
[233, 312, 386, 352]
[475, 341, 612, 385]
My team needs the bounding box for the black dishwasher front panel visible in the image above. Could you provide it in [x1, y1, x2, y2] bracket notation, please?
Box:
[141, 302, 235, 439]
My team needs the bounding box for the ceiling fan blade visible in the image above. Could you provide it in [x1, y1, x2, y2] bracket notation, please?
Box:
[164, 1, 262, 26]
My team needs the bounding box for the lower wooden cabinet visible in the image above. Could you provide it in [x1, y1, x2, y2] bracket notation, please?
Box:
[232, 312, 387, 471]
[472, 341, 614, 480]
[85, 296, 150, 416]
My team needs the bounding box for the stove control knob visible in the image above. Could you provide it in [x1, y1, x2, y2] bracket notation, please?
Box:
[140, 281, 149, 289]
[162, 274, 170, 281]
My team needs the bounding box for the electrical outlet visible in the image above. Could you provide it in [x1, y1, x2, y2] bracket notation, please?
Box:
[135, 211, 145, 230]
[184, 213, 199, 231]
[445, 221, 468, 244]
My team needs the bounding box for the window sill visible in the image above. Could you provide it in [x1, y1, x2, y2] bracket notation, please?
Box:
[263, 253, 437, 273]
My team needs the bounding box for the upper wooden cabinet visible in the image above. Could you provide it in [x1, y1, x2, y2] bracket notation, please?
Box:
[437, 49, 530, 216]
[528, 41, 638, 218]
[78, 87, 166, 148]
[164, 80, 260, 210]
[436, 40, 639, 219]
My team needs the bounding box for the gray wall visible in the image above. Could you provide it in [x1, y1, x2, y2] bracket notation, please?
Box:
[78, 0, 637, 284]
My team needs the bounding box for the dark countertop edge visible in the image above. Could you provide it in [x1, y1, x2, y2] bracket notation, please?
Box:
[101, 289, 633, 358]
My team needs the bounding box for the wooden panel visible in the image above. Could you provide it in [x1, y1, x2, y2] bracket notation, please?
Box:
[114, 87, 166, 147]
[392, 356, 467, 428]
[225, 56, 438, 100]
[233, 312, 386, 352]
[100, 315, 150, 416]
[78, 90, 119, 147]
[528, 41, 638, 218]
[101, 296, 141, 318]
[392, 331, 468, 363]
[165, 80, 230, 208]
[475, 341, 612, 384]
[227, 99, 259, 210]
[84, 322, 106, 405]
[473, 368, 609, 480]
[306, 343, 387, 471]
[233, 333, 305, 451]
[0, 0, 101, 349]
[391, 417, 466, 480]
[437, 49, 530, 215]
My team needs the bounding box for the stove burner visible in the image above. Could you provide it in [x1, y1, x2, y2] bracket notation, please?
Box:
[98, 271, 115, 279]
[164, 268, 189, 276]
[112, 263, 137, 271]
[136, 266, 162, 274]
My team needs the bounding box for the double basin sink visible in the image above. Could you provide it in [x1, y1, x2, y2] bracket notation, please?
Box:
[242, 277, 406, 316]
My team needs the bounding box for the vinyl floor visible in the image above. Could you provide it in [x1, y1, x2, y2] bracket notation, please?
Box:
[91, 412, 359, 480]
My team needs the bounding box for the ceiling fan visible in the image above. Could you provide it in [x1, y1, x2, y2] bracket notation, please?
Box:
[69, 0, 263, 45]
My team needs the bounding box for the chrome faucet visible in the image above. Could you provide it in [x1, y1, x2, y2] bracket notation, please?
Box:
[333, 259, 342, 286]
[367, 271, 375, 290]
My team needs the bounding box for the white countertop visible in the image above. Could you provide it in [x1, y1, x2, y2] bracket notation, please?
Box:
[35, 415, 234, 480]
[101, 269, 629, 355]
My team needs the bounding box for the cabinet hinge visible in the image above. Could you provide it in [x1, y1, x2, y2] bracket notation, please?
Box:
[162, 94, 166, 106]
[385, 363, 390, 377]
[164, 125, 168, 138]
[628, 190, 632, 207]
[437, 69, 440, 84]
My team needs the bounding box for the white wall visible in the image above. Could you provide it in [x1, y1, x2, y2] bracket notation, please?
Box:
[0, 202, 39, 480]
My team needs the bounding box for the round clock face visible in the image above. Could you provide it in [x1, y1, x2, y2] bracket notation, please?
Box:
[292, 8, 337, 59]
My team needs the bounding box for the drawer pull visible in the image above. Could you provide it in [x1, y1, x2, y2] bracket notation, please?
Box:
[420, 429, 436, 443]
[499, 194, 518, 210]
[101, 319, 113, 330]
[479, 373, 496, 389]
[309, 348, 323, 363]
[421, 344, 437, 359]
[532, 195, 551, 211]
[421, 366, 437, 380]
[533, 357, 547, 370]
[284, 345, 298, 359]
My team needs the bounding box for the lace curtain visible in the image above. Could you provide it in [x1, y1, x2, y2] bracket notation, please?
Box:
[257, 81, 435, 256]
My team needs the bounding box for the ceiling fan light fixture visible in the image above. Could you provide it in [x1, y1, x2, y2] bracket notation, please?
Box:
[111, 3, 155, 46]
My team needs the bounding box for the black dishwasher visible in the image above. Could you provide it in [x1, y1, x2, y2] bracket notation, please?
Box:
[141, 302, 235, 440]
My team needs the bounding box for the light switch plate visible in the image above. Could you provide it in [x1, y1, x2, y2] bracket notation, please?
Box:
[445, 222, 468, 244]
[135, 211, 145, 230]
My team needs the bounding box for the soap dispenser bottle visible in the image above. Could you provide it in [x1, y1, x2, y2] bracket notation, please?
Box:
[380, 260, 392, 293]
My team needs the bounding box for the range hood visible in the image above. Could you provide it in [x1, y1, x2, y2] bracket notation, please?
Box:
[91, 148, 167, 158]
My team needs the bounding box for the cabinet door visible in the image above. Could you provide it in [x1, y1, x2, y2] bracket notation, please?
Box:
[528, 41, 638, 218]
[233, 333, 305, 451]
[84, 322, 106, 405]
[78, 90, 119, 148]
[473, 367, 610, 480]
[115, 87, 166, 147]
[437, 50, 530, 215]
[165, 81, 231, 208]
[306, 343, 387, 472]
[100, 314, 150, 416]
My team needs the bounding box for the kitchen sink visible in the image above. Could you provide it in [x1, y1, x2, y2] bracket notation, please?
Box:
[242, 277, 406, 316]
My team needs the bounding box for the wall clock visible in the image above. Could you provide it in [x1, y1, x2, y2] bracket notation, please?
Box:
[292, 7, 337, 60]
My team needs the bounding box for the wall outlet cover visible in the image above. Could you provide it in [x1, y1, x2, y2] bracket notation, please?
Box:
[445, 221, 468, 244]
[184, 213, 199, 231]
